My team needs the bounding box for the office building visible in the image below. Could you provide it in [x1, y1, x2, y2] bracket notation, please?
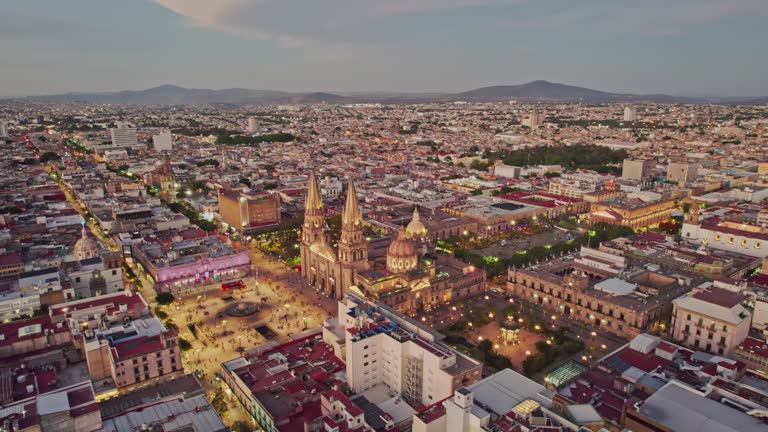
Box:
[218, 189, 281, 234]
[152, 131, 172, 151]
[247, 116, 259, 133]
[0, 120, 8, 138]
[622, 159, 654, 181]
[522, 112, 545, 128]
[667, 161, 698, 184]
[624, 106, 638, 122]
[110, 124, 138, 148]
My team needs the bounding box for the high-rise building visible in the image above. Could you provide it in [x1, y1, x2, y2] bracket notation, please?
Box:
[522, 112, 544, 128]
[622, 158, 654, 181]
[325, 294, 483, 407]
[152, 131, 172, 151]
[110, 124, 138, 148]
[667, 161, 698, 184]
[247, 116, 259, 133]
[624, 106, 638, 121]
[218, 189, 281, 234]
[0, 120, 8, 138]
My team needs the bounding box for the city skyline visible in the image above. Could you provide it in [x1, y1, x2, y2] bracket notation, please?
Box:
[2, 0, 768, 98]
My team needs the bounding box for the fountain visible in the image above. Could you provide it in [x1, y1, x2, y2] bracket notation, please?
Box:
[225, 301, 259, 317]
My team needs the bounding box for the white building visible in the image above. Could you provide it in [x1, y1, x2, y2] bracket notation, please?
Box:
[247, 117, 259, 133]
[0, 291, 40, 322]
[413, 369, 580, 432]
[324, 294, 483, 408]
[682, 219, 768, 258]
[623, 106, 638, 122]
[110, 125, 138, 148]
[152, 131, 172, 151]
[320, 176, 343, 200]
[671, 284, 751, 356]
[68, 256, 124, 299]
[0, 120, 8, 138]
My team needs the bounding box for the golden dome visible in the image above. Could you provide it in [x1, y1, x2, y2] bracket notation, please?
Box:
[405, 207, 427, 239]
[74, 226, 100, 261]
[388, 226, 417, 258]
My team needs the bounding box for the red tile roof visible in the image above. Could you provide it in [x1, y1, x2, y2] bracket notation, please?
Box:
[692, 287, 744, 308]
[110, 335, 166, 361]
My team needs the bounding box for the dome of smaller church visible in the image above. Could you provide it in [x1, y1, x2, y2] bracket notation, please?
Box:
[405, 207, 427, 239]
[73, 226, 100, 261]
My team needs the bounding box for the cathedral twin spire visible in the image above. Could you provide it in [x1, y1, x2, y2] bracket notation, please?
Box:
[342, 178, 363, 227]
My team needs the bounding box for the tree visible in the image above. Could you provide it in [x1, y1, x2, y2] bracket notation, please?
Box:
[211, 390, 229, 415]
[230, 421, 252, 432]
[155, 292, 175, 305]
[39, 152, 61, 163]
[178, 338, 192, 351]
[196, 159, 220, 167]
[470, 189, 483, 196]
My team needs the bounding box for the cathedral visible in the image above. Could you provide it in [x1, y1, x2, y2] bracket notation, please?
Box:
[300, 173, 486, 314]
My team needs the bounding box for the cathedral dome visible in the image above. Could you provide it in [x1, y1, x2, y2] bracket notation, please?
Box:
[405, 207, 427, 239]
[74, 226, 100, 261]
[388, 226, 417, 258]
[387, 226, 418, 274]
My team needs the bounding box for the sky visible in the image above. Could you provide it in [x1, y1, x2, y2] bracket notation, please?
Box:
[1, 0, 767, 97]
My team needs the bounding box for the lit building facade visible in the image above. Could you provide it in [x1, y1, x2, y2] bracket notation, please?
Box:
[218, 189, 281, 234]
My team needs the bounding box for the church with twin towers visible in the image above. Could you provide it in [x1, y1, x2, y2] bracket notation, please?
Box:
[300, 172, 486, 314]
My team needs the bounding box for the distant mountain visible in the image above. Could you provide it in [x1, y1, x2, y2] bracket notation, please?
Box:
[455, 80, 699, 103]
[23, 84, 294, 105]
[14, 81, 766, 105]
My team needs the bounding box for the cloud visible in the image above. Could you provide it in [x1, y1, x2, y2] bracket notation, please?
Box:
[511, 0, 768, 37]
[152, 0, 504, 50]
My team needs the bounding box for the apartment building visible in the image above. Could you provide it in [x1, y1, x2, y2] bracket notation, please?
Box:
[325, 294, 483, 408]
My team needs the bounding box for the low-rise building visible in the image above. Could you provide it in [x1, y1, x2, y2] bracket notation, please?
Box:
[507, 247, 695, 338]
[671, 285, 751, 356]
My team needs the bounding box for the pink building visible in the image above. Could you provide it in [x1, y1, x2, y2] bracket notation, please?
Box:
[133, 235, 250, 295]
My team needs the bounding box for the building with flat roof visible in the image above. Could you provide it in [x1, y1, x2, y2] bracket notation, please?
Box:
[218, 189, 281, 234]
[325, 294, 483, 409]
[507, 247, 697, 338]
[622, 159, 653, 181]
[132, 234, 250, 295]
[413, 368, 581, 432]
[110, 125, 138, 148]
[625, 380, 767, 432]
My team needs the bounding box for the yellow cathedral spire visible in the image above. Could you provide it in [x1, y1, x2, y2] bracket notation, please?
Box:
[342, 178, 363, 226]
